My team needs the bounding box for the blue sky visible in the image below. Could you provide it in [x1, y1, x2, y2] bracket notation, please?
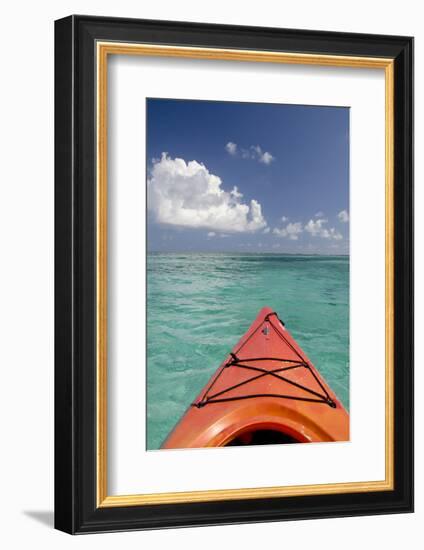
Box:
[146, 98, 349, 254]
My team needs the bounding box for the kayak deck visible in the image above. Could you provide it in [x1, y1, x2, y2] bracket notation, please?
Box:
[193, 311, 337, 410]
[161, 306, 349, 448]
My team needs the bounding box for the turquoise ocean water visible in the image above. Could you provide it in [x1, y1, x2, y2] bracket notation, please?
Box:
[147, 253, 349, 450]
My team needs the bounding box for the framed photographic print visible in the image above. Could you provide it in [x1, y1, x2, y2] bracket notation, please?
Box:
[54, 15, 413, 534]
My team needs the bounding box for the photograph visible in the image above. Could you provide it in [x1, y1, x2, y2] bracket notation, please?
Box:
[146, 98, 350, 450]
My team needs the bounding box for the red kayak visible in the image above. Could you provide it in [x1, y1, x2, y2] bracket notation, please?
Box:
[161, 306, 349, 448]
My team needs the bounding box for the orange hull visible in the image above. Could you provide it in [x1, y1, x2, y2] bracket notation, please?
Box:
[161, 307, 349, 448]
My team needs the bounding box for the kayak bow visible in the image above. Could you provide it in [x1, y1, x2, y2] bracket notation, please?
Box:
[161, 306, 349, 448]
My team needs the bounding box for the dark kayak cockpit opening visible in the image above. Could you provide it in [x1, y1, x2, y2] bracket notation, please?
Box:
[224, 429, 299, 446]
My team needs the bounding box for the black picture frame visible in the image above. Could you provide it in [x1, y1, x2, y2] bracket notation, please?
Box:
[55, 15, 413, 534]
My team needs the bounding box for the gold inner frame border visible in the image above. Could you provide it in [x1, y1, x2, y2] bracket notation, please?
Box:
[96, 42, 394, 507]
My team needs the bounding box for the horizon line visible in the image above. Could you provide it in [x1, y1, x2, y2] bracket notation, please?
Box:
[147, 250, 349, 256]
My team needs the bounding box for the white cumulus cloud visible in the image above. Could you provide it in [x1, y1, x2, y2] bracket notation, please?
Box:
[250, 145, 274, 164]
[225, 141, 237, 155]
[305, 218, 342, 240]
[273, 222, 303, 240]
[328, 228, 343, 240]
[261, 152, 274, 164]
[225, 141, 274, 164]
[304, 218, 327, 236]
[230, 185, 243, 199]
[148, 153, 267, 233]
[338, 209, 349, 223]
